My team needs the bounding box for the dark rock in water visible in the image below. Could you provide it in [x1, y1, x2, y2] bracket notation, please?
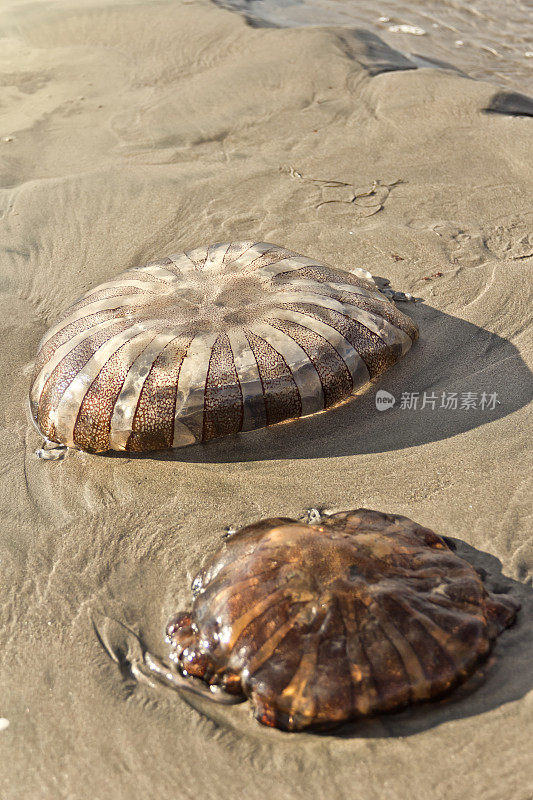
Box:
[165, 509, 519, 731]
[484, 90, 533, 117]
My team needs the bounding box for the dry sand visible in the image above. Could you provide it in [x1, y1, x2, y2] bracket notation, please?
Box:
[0, 0, 532, 798]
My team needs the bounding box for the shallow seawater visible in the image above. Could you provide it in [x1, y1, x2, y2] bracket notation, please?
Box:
[215, 0, 533, 92]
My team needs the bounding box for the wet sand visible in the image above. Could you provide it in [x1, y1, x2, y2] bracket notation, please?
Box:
[0, 0, 532, 798]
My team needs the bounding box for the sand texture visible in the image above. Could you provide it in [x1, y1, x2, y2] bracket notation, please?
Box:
[0, 1, 532, 798]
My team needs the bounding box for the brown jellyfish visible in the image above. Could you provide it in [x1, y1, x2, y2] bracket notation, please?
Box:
[143, 509, 519, 732]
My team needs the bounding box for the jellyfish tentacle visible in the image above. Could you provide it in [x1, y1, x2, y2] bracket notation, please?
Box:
[142, 651, 245, 705]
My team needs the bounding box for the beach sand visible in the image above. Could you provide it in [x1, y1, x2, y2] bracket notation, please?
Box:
[0, 0, 532, 797]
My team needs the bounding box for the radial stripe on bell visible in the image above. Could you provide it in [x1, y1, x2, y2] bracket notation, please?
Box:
[243, 329, 303, 426]
[204, 242, 231, 271]
[127, 335, 194, 451]
[108, 331, 184, 450]
[251, 322, 325, 417]
[172, 333, 218, 445]
[228, 329, 268, 432]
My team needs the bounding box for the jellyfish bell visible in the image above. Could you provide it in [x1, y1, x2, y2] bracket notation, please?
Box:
[156, 509, 519, 732]
[29, 242, 418, 454]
